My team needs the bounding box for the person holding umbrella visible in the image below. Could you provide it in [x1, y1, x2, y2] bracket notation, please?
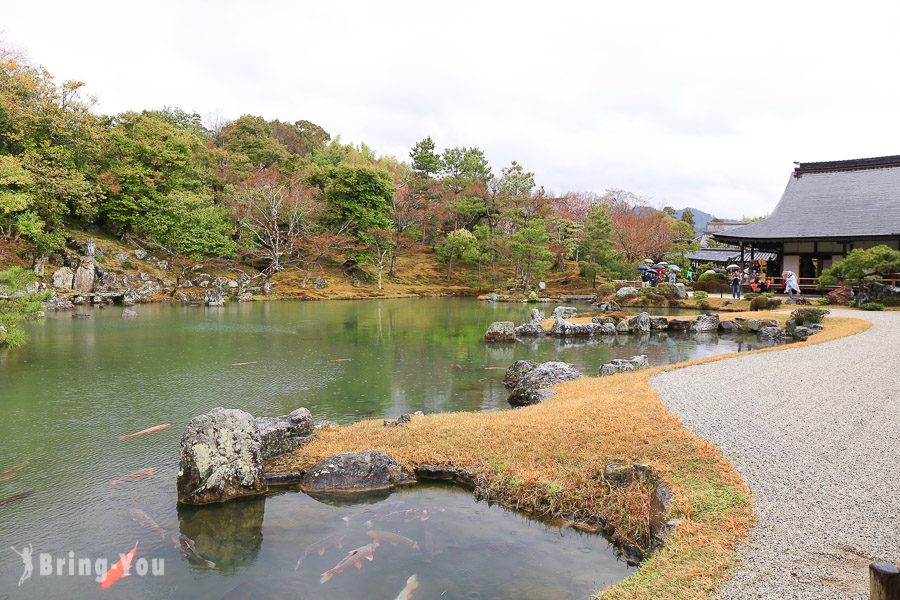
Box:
[727, 264, 741, 299]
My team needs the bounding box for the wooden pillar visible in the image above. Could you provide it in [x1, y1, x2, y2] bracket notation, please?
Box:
[740, 242, 745, 285]
[870, 562, 900, 600]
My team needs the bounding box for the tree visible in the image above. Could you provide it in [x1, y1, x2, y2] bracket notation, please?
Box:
[409, 136, 442, 178]
[819, 245, 900, 304]
[578, 205, 623, 288]
[509, 219, 553, 289]
[0, 266, 46, 349]
[497, 161, 536, 227]
[238, 178, 310, 273]
[323, 166, 395, 243]
[441, 146, 491, 229]
[680, 208, 695, 227]
[220, 115, 290, 170]
[366, 228, 395, 290]
[436, 229, 480, 281]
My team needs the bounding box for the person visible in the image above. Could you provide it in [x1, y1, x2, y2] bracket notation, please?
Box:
[656, 266, 665, 282]
[750, 277, 760, 293]
[668, 271, 676, 284]
[650, 270, 658, 287]
[686, 267, 693, 283]
[640, 269, 650, 288]
[785, 272, 801, 296]
[731, 271, 741, 299]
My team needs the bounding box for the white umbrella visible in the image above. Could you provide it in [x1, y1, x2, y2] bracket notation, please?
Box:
[726, 264, 740, 270]
[643, 258, 653, 264]
[704, 269, 716, 274]
[658, 260, 669, 266]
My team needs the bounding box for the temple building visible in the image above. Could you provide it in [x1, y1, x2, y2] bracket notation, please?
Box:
[713, 155, 900, 286]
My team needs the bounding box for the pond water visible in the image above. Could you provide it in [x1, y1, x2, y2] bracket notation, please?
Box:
[0, 298, 765, 598]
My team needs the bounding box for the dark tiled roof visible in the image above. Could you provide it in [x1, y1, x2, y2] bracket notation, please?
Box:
[686, 248, 778, 263]
[716, 156, 900, 242]
[700, 220, 746, 246]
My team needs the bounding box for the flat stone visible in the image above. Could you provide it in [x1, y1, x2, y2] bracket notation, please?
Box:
[300, 450, 414, 493]
[484, 321, 516, 342]
[255, 407, 315, 461]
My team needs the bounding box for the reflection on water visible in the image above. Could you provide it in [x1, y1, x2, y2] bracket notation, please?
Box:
[0, 299, 759, 597]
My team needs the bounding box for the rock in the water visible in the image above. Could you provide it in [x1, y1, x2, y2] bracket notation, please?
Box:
[238, 291, 253, 302]
[484, 321, 516, 342]
[177, 408, 268, 505]
[121, 308, 138, 318]
[615, 286, 639, 298]
[615, 319, 629, 333]
[205, 284, 226, 307]
[673, 282, 688, 299]
[551, 306, 577, 319]
[550, 317, 608, 336]
[51, 267, 75, 290]
[508, 361, 582, 406]
[649, 316, 668, 331]
[690, 313, 720, 332]
[45, 295, 74, 311]
[599, 355, 649, 376]
[667, 319, 690, 332]
[515, 321, 545, 336]
[593, 300, 622, 312]
[255, 408, 315, 461]
[529, 308, 545, 322]
[757, 326, 788, 340]
[504, 359, 539, 388]
[301, 450, 414, 493]
[745, 319, 764, 332]
[122, 287, 139, 306]
[826, 285, 853, 306]
[719, 320, 742, 333]
[628, 312, 651, 333]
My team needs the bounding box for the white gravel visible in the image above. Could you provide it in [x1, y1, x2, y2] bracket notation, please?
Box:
[651, 309, 900, 599]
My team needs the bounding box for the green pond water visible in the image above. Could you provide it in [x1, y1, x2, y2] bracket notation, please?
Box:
[0, 298, 766, 598]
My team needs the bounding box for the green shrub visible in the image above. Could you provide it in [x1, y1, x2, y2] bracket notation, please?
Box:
[762, 292, 775, 298]
[595, 283, 615, 297]
[816, 297, 830, 306]
[744, 292, 759, 300]
[698, 272, 728, 282]
[697, 299, 710, 310]
[860, 302, 885, 311]
[527, 291, 538, 303]
[693, 290, 709, 300]
[750, 296, 784, 311]
[694, 279, 730, 294]
[656, 282, 678, 299]
[790, 307, 829, 323]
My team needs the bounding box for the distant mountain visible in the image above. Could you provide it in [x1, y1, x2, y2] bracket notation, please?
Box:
[673, 207, 714, 237]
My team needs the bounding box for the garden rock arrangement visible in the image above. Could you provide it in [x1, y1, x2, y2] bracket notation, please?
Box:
[507, 361, 583, 406]
[299, 450, 415, 493]
[177, 406, 317, 504]
[503, 359, 539, 388]
[551, 306, 577, 319]
[598, 355, 649, 376]
[615, 286, 639, 298]
[514, 309, 546, 336]
[484, 321, 517, 342]
[592, 300, 622, 312]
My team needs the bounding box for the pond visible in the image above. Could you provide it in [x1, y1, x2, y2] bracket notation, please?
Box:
[0, 298, 764, 597]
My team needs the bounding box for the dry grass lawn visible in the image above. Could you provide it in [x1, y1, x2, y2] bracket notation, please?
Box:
[269, 310, 870, 598]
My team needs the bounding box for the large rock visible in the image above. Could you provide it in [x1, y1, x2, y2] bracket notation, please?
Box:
[300, 450, 414, 493]
[508, 361, 583, 406]
[616, 286, 639, 298]
[51, 267, 75, 290]
[593, 300, 622, 312]
[177, 408, 268, 505]
[550, 317, 608, 336]
[599, 355, 649, 376]
[673, 282, 688, 299]
[745, 319, 764, 332]
[826, 285, 853, 305]
[255, 408, 315, 461]
[503, 359, 539, 388]
[484, 321, 516, 342]
[615, 319, 629, 333]
[515, 309, 546, 337]
[757, 326, 788, 341]
[628, 312, 651, 333]
[73, 259, 95, 293]
[649, 316, 668, 331]
[690, 313, 720, 332]
[551, 306, 577, 319]
[123, 287, 139, 306]
[667, 319, 690, 332]
[205, 284, 226, 307]
[45, 295, 74, 311]
[719, 320, 742, 333]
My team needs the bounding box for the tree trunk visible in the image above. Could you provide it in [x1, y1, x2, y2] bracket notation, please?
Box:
[447, 255, 453, 282]
[389, 253, 397, 277]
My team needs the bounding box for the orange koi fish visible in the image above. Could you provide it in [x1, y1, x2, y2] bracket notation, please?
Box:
[319, 541, 379, 584]
[394, 574, 419, 600]
[0, 459, 30, 481]
[366, 530, 420, 551]
[119, 424, 172, 440]
[99, 542, 138, 590]
[110, 467, 157, 486]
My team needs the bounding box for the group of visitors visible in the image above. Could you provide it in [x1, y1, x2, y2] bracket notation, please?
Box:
[640, 266, 678, 288]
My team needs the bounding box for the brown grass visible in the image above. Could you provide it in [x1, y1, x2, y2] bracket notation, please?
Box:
[268, 311, 871, 598]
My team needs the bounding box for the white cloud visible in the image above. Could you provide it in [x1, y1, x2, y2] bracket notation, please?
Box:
[5, 0, 900, 218]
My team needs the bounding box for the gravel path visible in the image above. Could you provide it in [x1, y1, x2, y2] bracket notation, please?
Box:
[651, 309, 900, 599]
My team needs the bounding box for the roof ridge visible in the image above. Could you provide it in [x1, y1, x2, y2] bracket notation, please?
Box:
[795, 154, 900, 176]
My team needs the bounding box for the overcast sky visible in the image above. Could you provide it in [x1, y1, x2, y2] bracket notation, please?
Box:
[5, 1, 900, 218]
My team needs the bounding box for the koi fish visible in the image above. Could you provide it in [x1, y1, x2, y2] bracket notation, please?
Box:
[394, 574, 419, 600]
[340, 500, 407, 526]
[171, 533, 216, 569]
[0, 489, 34, 507]
[0, 460, 30, 481]
[364, 508, 431, 528]
[295, 533, 346, 570]
[330, 358, 351, 363]
[230, 361, 257, 366]
[319, 541, 379, 584]
[99, 542, 138, 590]
[120, 424, 172, 440]
[110, 467, 157, 486]
[366, 530, 420, 551]
[129, 508, 167, 540]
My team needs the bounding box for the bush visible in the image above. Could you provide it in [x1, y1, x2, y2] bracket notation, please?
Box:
[790, 307, 829, 323]
[595, 283, 615, 298]
[527, 291, 538, 303]
[860, 302, 885, 311]
[693, 279, 730, 294]
[698, 272, 728, 282]
[816, 297, 830, 306]
[750, 296, 782, 311]
[697, 299, 710, 310]
[655, 282, 678, 299]
[693, 290, 709, 300]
